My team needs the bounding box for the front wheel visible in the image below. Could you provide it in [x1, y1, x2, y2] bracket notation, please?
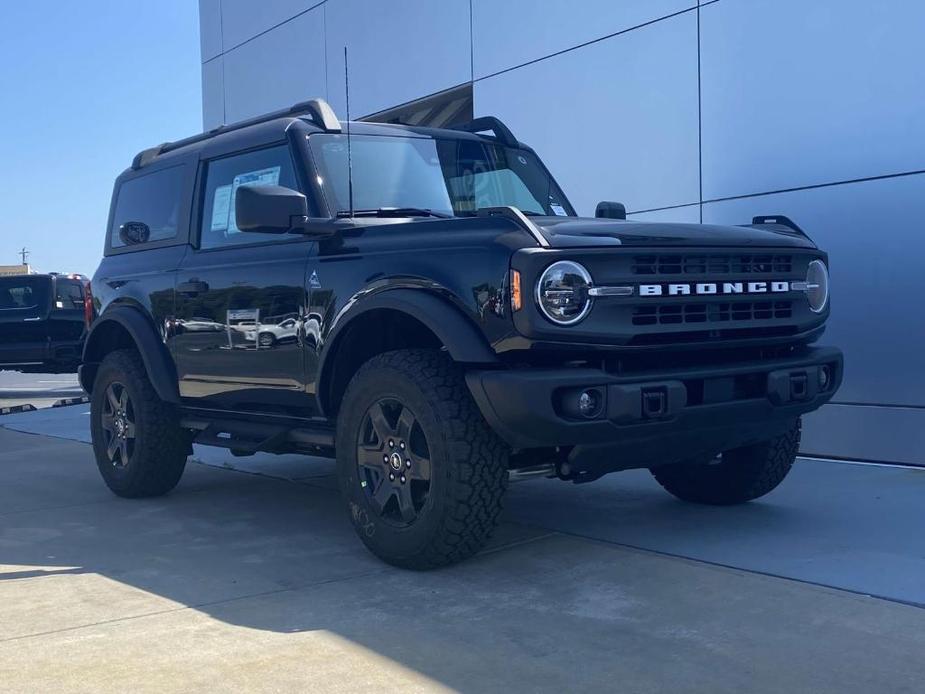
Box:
[651, 420, 801, 505]
[336, 349, 509, 570]
[90, 349, 190, 498]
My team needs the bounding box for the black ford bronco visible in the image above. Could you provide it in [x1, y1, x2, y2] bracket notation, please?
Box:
[82, 99, 842, 569]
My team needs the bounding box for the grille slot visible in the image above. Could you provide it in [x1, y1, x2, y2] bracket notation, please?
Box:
[632, 254, 793, 275]
[632, 301, 793, 326]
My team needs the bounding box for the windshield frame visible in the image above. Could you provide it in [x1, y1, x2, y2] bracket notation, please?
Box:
[304, 131, 577, 219]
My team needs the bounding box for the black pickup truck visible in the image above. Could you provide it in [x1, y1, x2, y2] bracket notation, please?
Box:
[0, 273, 90, 373]
[81, 99, 842, 568]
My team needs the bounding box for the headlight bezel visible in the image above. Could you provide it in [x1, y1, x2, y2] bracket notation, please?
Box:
[805, 259, 830, 313]
[535, 260, 594, 325]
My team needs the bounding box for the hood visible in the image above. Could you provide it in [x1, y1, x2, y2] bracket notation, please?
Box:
[532, 216, 816, 249]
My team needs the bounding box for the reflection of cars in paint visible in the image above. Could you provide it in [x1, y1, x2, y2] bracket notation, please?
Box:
[82, 97, 843, 572]
[177, 317, 225, 332]
[245, 318, 298, 347]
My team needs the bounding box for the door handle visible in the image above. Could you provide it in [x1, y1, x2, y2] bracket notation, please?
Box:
[177, 279, 209, 296]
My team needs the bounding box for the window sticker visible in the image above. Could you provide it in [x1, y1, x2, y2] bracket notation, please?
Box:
[210, 184, 233, 232]
[550, 203, 568, 216]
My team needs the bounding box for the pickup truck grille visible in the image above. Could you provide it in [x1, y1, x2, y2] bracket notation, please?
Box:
[631, 254, 793, 276]
[632, 300, 794, 326]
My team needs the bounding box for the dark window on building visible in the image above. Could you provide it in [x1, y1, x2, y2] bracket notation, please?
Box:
[199, 145, 298, 250]
[110, 165, 186, 248]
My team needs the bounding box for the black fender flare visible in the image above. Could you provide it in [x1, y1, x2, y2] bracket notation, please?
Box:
[80, 305, 181, 403]
[317, 288, 498, 413]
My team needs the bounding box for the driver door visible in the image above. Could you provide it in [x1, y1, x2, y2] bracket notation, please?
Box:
[172, 144, 315, 416]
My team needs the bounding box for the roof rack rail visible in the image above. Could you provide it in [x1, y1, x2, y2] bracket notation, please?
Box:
[452, 117, 519, 147]
[131, 98, 342, 170]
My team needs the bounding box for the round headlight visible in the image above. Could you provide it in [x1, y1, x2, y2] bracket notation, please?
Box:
[805, 259, 829, 313]
[536, 261, 593, 325]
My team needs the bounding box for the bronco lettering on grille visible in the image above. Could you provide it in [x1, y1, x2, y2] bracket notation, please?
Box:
[638, 281, 791, 297]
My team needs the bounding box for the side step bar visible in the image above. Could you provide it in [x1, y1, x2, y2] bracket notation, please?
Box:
[180, 415, 335, 456]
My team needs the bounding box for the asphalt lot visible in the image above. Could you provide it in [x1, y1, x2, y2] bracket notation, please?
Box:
[1, 407, 924, 692]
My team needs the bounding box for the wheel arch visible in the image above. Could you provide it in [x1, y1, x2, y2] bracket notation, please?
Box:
[317, 288, 498, 417]
[80, 305, 180, 404]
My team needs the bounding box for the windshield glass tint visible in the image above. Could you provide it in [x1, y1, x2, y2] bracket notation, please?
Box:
[310, 134, 573, 217]
[0, 277, 49, 317]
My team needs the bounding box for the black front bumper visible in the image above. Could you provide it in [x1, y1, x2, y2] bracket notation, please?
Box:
[466, 346, 843, 474]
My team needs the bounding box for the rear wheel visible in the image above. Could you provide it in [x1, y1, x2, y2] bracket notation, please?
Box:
[90, 349, 189, 498]
[651, 419, 801, 505]
[336, 349, 509, 569]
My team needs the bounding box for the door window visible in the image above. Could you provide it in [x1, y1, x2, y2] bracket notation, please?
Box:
[199, 146, 298, 250]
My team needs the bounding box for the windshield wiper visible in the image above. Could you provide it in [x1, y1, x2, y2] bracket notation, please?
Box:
[337, 207, 453, 219]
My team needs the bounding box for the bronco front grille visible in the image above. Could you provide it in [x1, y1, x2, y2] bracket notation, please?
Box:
[632, 300, 794, 326]
[631, 254, 793, 276]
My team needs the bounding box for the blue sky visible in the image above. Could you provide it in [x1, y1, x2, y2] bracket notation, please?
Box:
[0, 1, 202, 274]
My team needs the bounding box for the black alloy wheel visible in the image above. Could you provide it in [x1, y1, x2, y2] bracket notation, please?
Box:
[356, 398, 432, 526]
[100, 381, 136, 468]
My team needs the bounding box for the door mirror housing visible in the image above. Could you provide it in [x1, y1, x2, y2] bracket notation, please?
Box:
[595, 201, 627, 220]
[235, 184, 309, 234]
[235, 184, 338, 238]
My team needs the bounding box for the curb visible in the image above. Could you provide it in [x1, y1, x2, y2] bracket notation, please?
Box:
[0, 404, 38, 416]
[52, 396, 90, 408]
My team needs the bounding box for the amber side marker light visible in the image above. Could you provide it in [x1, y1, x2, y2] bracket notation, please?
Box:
[511, 270, 523, 311]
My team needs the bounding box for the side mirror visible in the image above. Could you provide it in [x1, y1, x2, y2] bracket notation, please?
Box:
[595, 201, 627, 220]
[235, 184, 309, 234]
[119, 221, 150, 245]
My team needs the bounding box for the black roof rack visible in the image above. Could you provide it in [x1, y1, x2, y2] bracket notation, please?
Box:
[451, 117, 519, 147]
[131, 98, 342, 170]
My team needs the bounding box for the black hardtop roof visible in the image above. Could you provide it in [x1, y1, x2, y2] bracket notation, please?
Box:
[130, 98, 521, 171]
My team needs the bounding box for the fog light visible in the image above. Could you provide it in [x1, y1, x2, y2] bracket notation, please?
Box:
[578, 389, 603, 419]
[819, 365, 831, 391]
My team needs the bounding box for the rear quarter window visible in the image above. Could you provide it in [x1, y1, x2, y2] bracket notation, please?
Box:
[109, 164, 186, 249]
[0, 277, 50, 317]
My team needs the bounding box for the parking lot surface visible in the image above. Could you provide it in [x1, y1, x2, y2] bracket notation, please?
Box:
[1, 412, 924, 692]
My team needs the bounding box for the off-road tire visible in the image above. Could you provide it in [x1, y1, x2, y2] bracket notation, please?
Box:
[336, 349, 509, 570]
[90, 349, 189, 498]
[651, 419, 801, 505]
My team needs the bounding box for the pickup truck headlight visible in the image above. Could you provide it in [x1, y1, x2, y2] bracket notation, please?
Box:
[536, 260, 593, 325]
[805, 260, 829, 313]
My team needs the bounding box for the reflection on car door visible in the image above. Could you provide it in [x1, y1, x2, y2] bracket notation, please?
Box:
[172, 145, 313, 415]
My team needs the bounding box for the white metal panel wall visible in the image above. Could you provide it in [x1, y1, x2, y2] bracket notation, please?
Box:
[219, 0, 323, 51]
[201, 57, 225, 129]
[474, 12, 700, 216]
[199, 0, 223, 62]
[324, 0, 472, 118]
[703, 173, 925, 409]
[472, 0, 694, 78]
[700, 0, 925, 200]
[222, 6, 326, 124]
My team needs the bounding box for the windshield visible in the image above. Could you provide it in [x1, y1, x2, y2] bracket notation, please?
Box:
[0, 276, 49, 318]
[309, 133, 574, 217]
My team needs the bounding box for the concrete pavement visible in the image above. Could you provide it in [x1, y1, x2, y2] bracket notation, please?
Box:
[1, 426, 924, 692]
[0, 370, 82, 409]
